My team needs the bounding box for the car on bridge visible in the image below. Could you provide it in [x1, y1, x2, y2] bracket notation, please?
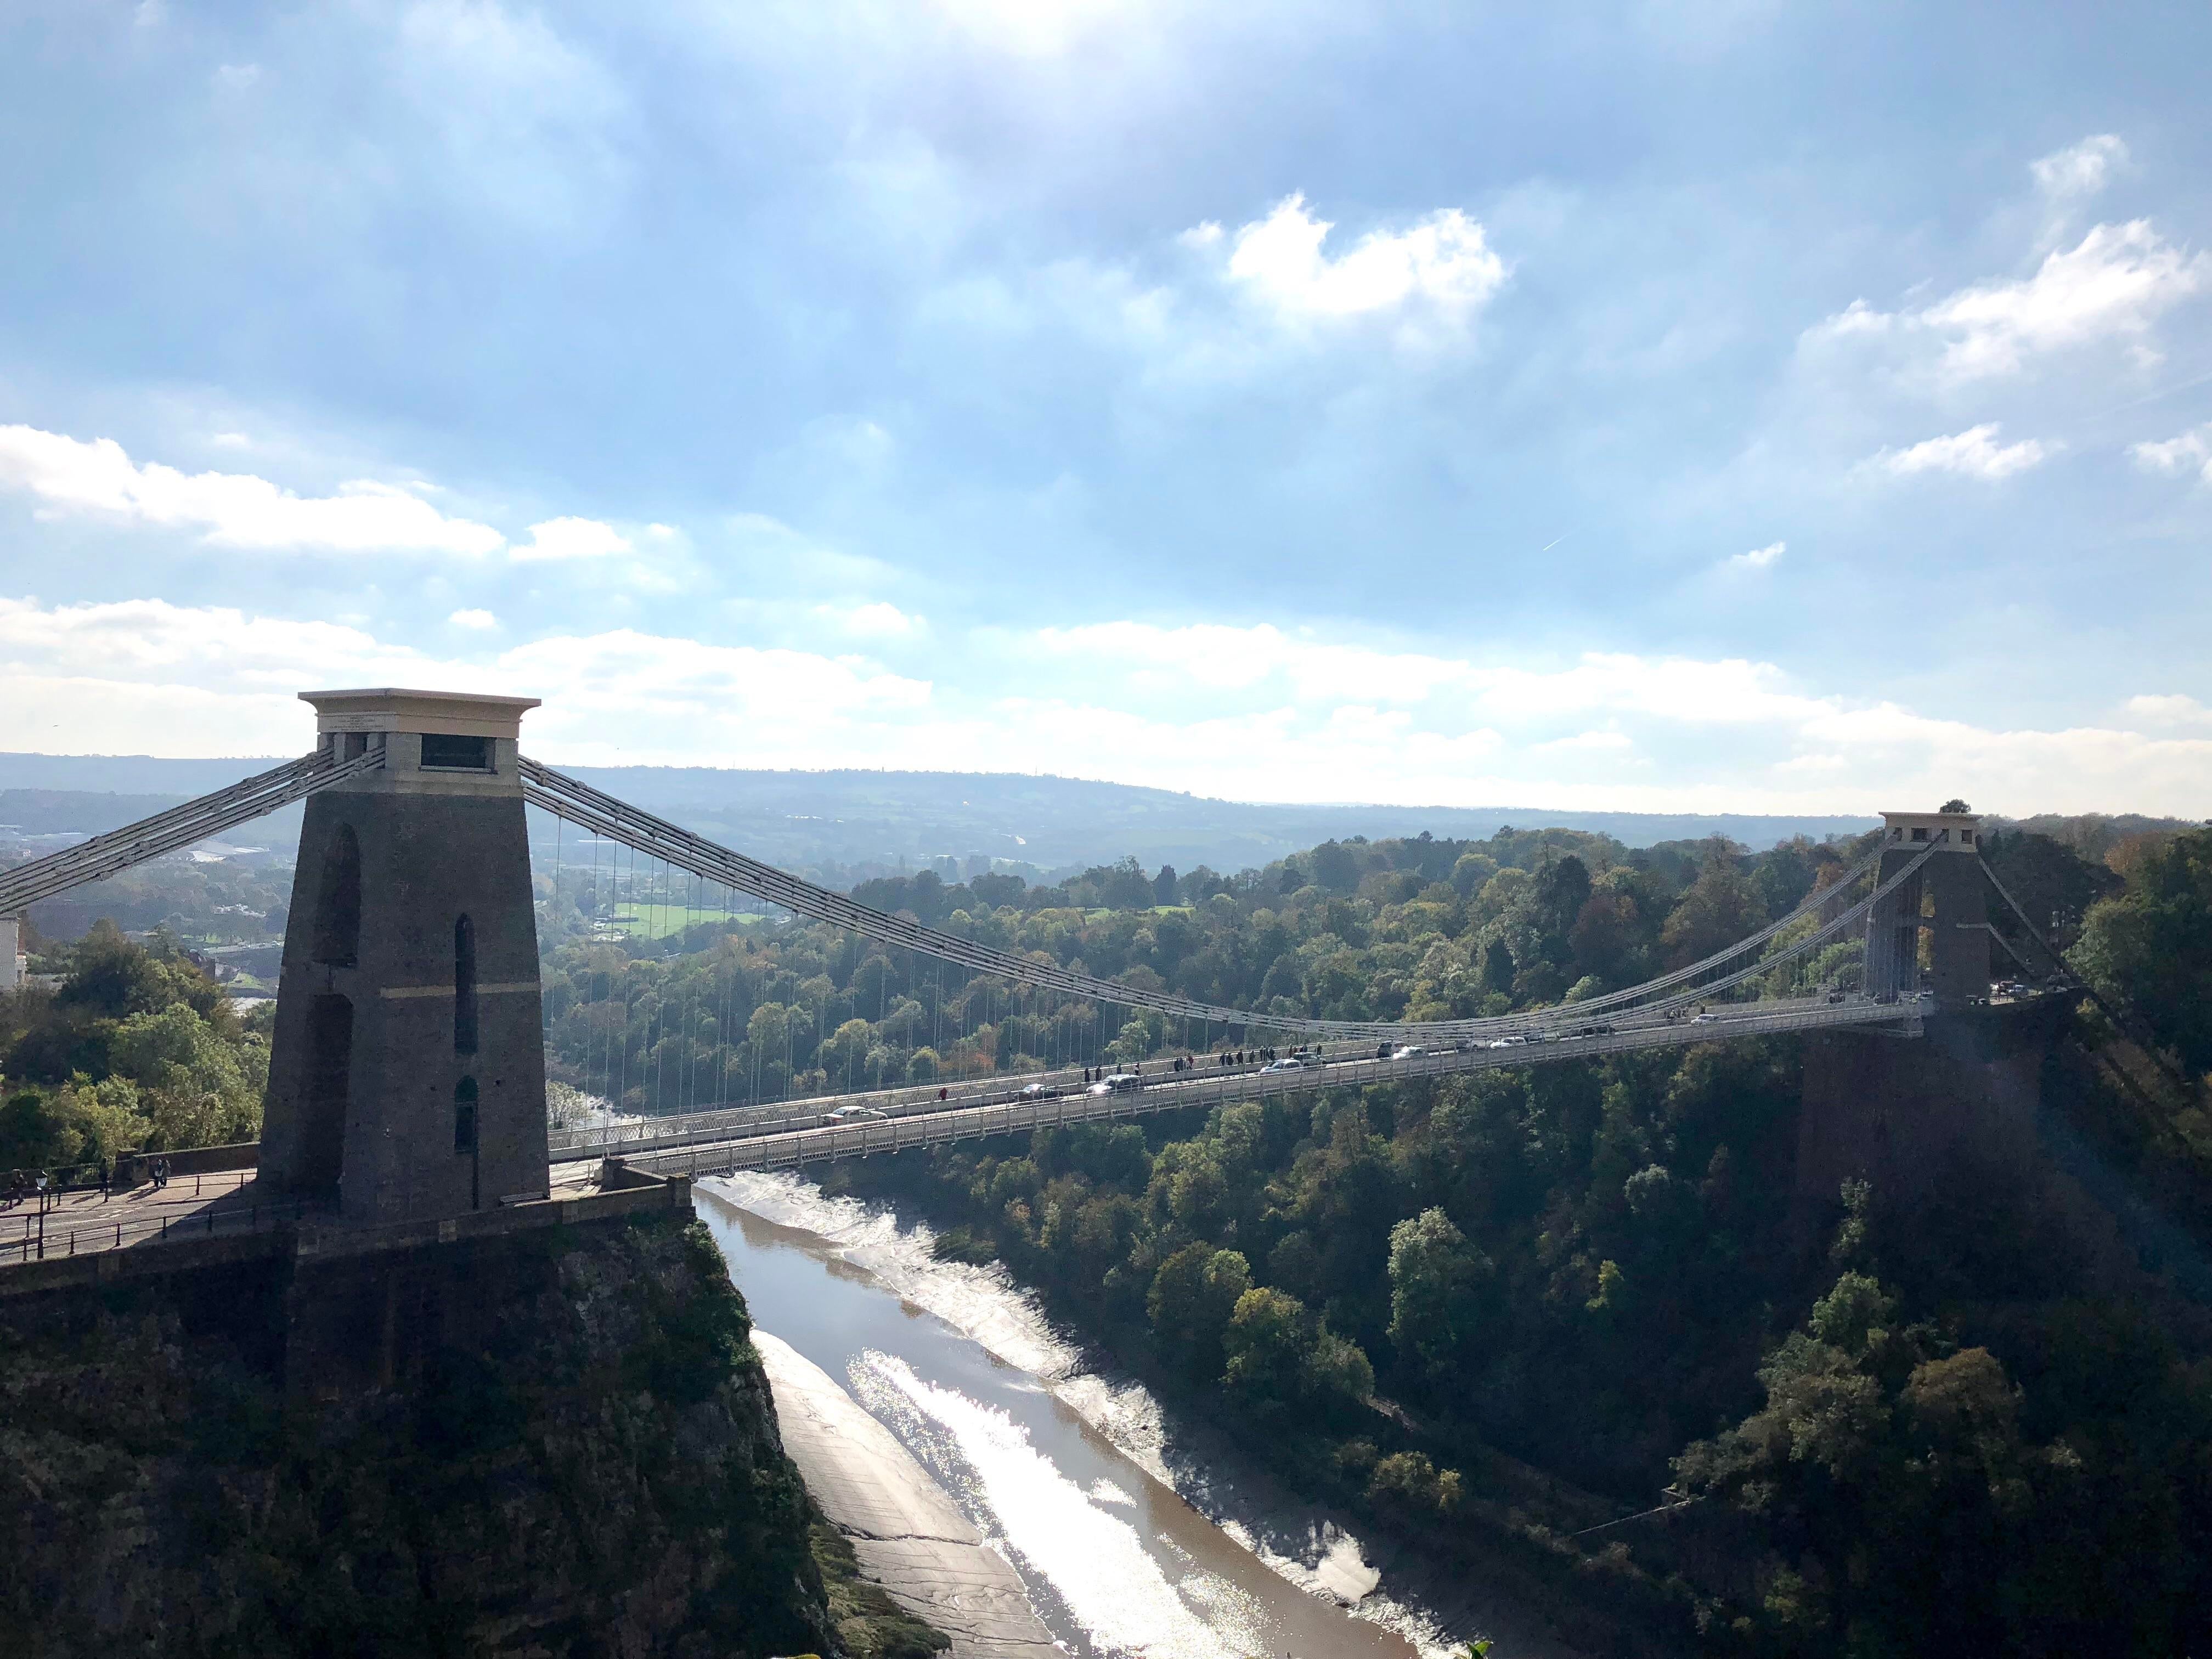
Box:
[1086, 1073, 1143, 1096]
[822, 1104, 889, 1126]
[1392, 1044, 1427, 1059]
[1018, 1082, 1061, 1100]
[1260, 1057, 1307, 1073]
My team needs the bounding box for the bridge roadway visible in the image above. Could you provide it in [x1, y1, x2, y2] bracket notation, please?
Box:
[573, 994, 1922, 1183]
[549, 988, 1937, 1167]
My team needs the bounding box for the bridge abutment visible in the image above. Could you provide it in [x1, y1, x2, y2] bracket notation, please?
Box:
[1796, 1001, 2066, 1210]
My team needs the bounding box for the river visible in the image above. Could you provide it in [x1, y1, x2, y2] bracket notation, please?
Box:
[698, 1172, 1575, 1659]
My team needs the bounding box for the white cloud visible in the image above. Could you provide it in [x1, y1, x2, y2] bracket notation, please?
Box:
[817, 600, 923, 639]
[0, 425, 505, 554]
[1728, 540, 1785, 571]
[449, 608, 499, 630]
[2131, 425, 2212, 483]
[1534, 730, 1634, 753]
[2124, 693, 2212, 727]
[510, 516, 632, 561]
[1811, 221, 2209, 383]
[1030, 620, 1475, 706]
[932, 0, 1131, 57]
[1205, 194, 1507, 326]
[1874, 424, 2051, 480]
[2032, 134, 2126, 200]
[6, 600, 2211, 816]
[1920, 222, 2204, 379]
[209, 432, 252, 450]
[213, 63, 262, 93]
[0, 599, 931, 764]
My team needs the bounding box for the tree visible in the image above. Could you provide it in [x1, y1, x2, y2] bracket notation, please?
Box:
[1367, 1450, 1463, 1516]
[2072, 827, 2212, 1069]
[1386, 1207, 1492, 1381]
[1312, 841, 1360, 893]
[1223, 1286, 1312, 1402]
[1659, 851, 1765, 969]
[0, 1079, 149, 1169]
[1479, 938, 1517, 996]
[1221, 1285, 1373, 1414]
[1148, 1246, 1250, 1380]
[1153, 865, 1178, 905]
[1532, 855, 1593, 963]
[1568, 888, 1641, 984]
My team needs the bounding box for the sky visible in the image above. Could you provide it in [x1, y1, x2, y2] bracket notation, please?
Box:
[2, 1, 2210, 817]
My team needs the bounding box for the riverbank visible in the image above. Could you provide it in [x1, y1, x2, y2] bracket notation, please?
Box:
[808, 1153, 1702, 1657]
[701, 1173, 1588, 1658]
[760, 1329, 1058, 1657]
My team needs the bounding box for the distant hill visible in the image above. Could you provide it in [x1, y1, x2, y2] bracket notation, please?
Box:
[0, 751, 1877, 880]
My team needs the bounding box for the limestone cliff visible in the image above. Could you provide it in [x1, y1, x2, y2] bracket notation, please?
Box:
[0, 1215, 839, 1658]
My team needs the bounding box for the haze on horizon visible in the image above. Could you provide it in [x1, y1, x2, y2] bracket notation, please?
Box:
[2, 2, 2210, 820]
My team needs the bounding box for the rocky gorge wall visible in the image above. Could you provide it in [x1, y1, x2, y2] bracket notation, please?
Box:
[0, 1213, 845, 1658]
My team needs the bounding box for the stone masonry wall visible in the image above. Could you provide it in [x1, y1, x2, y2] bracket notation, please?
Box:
[0, 1214, 838, 1659]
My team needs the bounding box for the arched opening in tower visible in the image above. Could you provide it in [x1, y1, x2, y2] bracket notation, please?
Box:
[300, 991, 353, 1195]
[311, 823, 362, 966]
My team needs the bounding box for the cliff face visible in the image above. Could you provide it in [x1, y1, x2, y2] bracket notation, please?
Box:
[0, 1215, 838, 1659]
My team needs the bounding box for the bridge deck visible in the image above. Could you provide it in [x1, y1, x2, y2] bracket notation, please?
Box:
[2, 995, 1967, 1277]
[602, 997, 1923, 1180]
[553, 994, 1943, 1166]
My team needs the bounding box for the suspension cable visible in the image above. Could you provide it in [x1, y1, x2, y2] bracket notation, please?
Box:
[520, 758, 1910, 1041]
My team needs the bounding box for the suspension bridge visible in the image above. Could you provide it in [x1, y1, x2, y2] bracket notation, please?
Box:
[0, 687, 2069, 1269]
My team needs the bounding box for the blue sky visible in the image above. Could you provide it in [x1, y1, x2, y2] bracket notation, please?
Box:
[3, 1, 2210, 816]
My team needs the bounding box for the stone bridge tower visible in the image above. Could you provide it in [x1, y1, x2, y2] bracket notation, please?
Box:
[1864, 808, 1991, 1007]
[261, 690, 550, 1224]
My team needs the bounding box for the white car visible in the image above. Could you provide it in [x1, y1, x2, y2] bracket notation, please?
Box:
[1692, 1012, 1719, 1024]
[1260, 1057, 1307, 1073]
[1019, 1082, 1058, 1099]
[1087, 1073, 1143, 1096]
[1391, 1045, 1427, 1060]
[823, 1104, 888, 1125]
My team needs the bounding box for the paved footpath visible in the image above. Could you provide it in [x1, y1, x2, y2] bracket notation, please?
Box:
[2, 1169, 272, 1263]
[754, 1331, 1058, 1658]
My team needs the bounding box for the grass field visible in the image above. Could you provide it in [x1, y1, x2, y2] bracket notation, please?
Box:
[607, 907, 771, 939]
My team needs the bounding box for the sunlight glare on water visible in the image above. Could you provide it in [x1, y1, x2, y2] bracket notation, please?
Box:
[850, 1349, 1271, 1659]
[698, 1175, 1455, 1657]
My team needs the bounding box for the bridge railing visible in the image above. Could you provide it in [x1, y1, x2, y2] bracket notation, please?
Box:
[548, 1043, 1353, 1161]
